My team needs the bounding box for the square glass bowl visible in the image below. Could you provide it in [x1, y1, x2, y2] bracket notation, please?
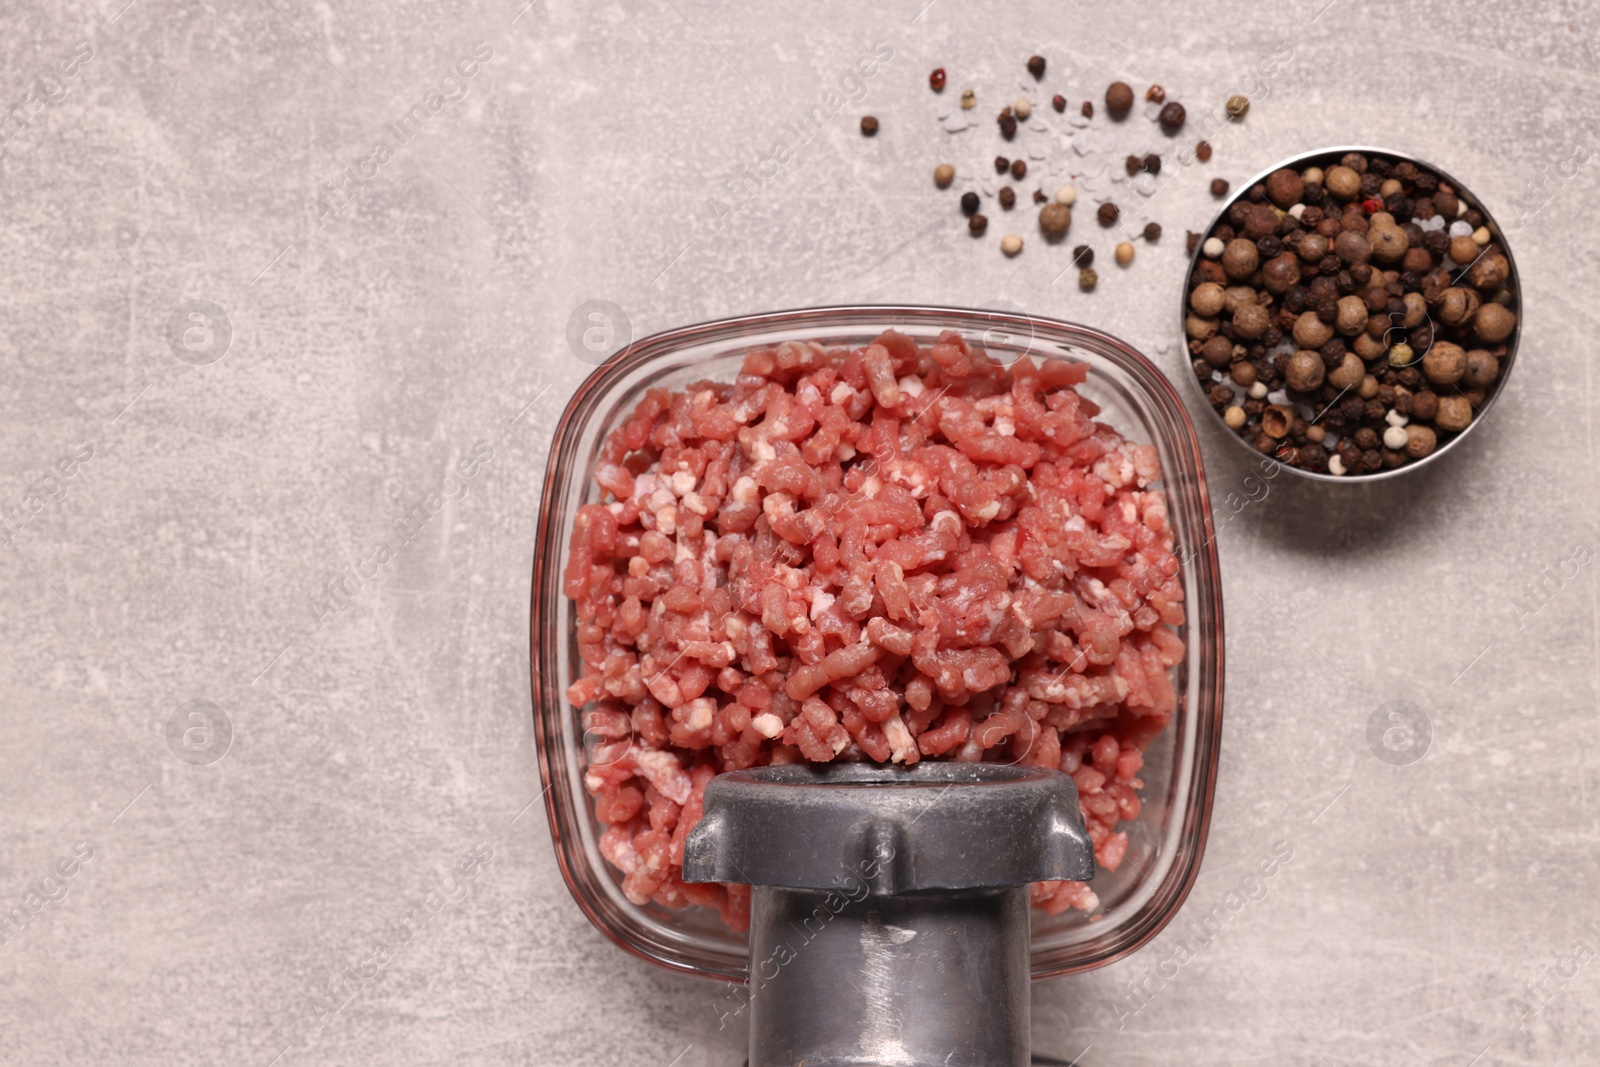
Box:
[531, 305, 1225, 981]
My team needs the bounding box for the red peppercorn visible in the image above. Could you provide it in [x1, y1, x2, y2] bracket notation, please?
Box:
[1052, 94, 1066, 112]
[1361, 198, 1382, 214]
[930, 68, 946, 92]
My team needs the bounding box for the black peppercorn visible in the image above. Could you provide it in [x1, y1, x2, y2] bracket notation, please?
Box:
[1186, 231, 1201, 255]
[1143, 222, 1162, 242]
[998, 187, 1016, 210]
[995, 156, 1010, 174]
[1143, 153, 1161, 176]
[1081, 100, 1094, 118]
[1258, 234, 1282, 258]
[1126, 154, 1144, 176]
[1073, 244, 1094, 267]
[998, 113, 1017, 140]
[1052, 94, 1067, 112]
[1027, 55, 1046, 79]
[960, 191, 980, 217]
[1211, 178, 1230, 198]
[968, 213, 988, 236]
[1157, 102, 1186, 133]
[860, 116, 879, 136]
[1097, 202, 1118, 226]
[1010, 159, 1027, 180]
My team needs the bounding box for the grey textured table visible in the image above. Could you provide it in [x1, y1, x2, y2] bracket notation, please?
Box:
[2, 1, 1596, 1064]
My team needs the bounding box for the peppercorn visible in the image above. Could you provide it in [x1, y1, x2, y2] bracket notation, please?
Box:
[1115, 241, 1135, 266]
[1027, 55, 1046, 79]
[1011, 159, 1027, 180]
[1078, 268, 1098, 291]
[1353, 427, 1379, 451]
[1423, 341, 1467, 385]
[1226, 94, 1249, 119]
[1405, 424, 1437, 458]
[968, 212, 989, 236]
[860, 116, 879, 137]
[1196, 336, 1229, 370]
[1265, 168, 1304, 208]
[998, 187, 1016, 210]
[1286, 350, 1325, 392]
[1013, 97, 1032, 120]
[1052, 94, 1066, 112]
[1211, 178, 1230, 198]
[1474, 303, 1516, 343]
[1055, 185, 1077, 206]
[1033, 189, 1047, 204]
[1231, 361, 1256, 387]
[960, 89, 976, 110]
[1262, 405, 1292, 438]
[1001, 233, 1023, 257]
[1221, 239, 1259, 280]
[1105, 82, 1133, 119]
[1125, 154, 1143, 176]
[1463, 349, 1499, 388]
[1224, 405, 1246, 429]
[1081, 100, 1093, 118]
[1039, 202, 1071, 239]
[1158, 102, 1186, 133]
[1097, 202, 1119, 226]
[1411, 390, 1438, 421]
[995, 156, 1010, 174]
[1074, 245, 1095, 269]
[933, 163, 955, 189]
[998, 113, 1017, 139]
[1196, 140, 1213, 162]
[1434, 394, 1472, 432]
[930, 68, 947, 92]
[959, 191, 980, 217]
[1144, 222, 1162, 242]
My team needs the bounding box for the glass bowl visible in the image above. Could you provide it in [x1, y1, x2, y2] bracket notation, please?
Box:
[531, 305, 1225, 981]
[1180, 145, 1523, 483]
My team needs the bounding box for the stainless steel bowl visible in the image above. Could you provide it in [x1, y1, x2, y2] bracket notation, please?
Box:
[1180, 145, 1523, 483]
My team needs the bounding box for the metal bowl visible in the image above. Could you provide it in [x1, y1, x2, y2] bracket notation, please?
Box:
[1180, 145, 1523, 483]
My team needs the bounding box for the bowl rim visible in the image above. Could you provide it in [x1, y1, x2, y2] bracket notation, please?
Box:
[1180, 144, 1523, 484]
[530, 303, 1227, 980]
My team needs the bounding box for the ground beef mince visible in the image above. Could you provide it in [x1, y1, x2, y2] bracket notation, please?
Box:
[565, 329, 1186, 929]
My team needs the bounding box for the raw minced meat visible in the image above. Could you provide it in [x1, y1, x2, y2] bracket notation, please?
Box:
[564, 329, 1185, 930]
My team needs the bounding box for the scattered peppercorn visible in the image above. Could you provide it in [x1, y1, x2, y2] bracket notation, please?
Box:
[1184, 149, 1520, 476]
[998, 186, 1016, 210]
[1210, 178, 1230, 198]
[1146, 84, 1165, 103]
[1052, 94, 1066, 112]
[1115, 241, 1134, 266]
[930, 68, 946, 92]
[1195, 140, 1212, 162]
[998, 112, 1017, 139]
[1032, 188, 1047, 204]
[933, 163, 955, 189]
[1226, 94, 1249, 119]
[960, 88, 976, 109]
[1010, 159, 1027, 180]
[1105, 82, 1133, 119]
[1000, 233, 1023, 256]
[1143, 153, 1161, 176]
[994, 155, 1010, 174]
[1097, 202, 1119, 226]
[1026, 55, 1046, 79]
[1124, 154, 1143, 176]
[1078, 268, 1098, 290]
[1039, 202, 1071, 238]
[1157, 102, 1186, 133]
[1080, 100, 1093, 118]
[1073, 244, 1093, 267]
[1144, 222, 1162, 242]
[968, 213, 988, 236]
[1013, 97, 1032, 120]
[860, 116, 879, 137]
[960, 191, 980, 217]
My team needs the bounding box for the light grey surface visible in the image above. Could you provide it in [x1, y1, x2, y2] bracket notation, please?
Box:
[1, 1, 1596, 1064]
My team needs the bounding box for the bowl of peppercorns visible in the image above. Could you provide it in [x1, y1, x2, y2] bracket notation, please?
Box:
[1181, 146, 1521, 480]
